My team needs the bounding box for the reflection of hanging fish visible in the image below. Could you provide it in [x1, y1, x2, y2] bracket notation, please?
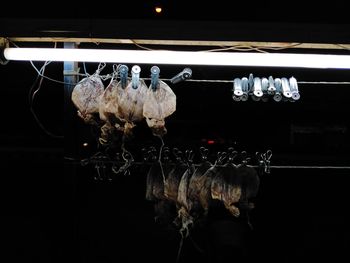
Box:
[187, 160, 212, 218]
[71, 74, 104, 124]
[210, 163, 260, 217]
[210, 163, 242, 217]
[145, 159, 176, 224]
[143, 80, 176, 136]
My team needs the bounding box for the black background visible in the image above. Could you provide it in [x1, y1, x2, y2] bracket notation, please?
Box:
[1, 1, 350, 262]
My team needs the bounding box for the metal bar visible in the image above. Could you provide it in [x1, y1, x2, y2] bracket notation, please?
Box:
[4, 37, 350, 50]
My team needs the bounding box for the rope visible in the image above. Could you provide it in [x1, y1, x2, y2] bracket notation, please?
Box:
[175, 232, 185, 263]
[157, 135, 167, 184]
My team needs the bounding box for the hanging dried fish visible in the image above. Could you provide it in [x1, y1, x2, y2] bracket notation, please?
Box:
[143, 67, 176, 136]
[98, 69, 123, 144]
[71, 63, 105, 125]
[114, 77, 148, 136]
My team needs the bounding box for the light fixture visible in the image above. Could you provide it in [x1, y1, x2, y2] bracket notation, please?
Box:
[154, 6, 162, 14]
[3, 47, 350, 69]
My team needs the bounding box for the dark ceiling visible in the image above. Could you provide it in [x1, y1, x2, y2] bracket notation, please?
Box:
[2, 0, 350, 24]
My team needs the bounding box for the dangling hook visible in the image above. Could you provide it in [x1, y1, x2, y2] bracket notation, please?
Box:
[261, 150, 272, 174]
[240, 151, 251, 165]
[199, 147, 209, 161]
[185, 149, 194, 165]
[227, 147, 237, 163]
[173, 148, 184, 163]
[162, 146, 171, 162]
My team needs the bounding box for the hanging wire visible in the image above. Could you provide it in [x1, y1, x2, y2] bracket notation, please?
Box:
[144, 78, 350, 85]
[157, 135, 166, 184]
[269, 165, 350, 169]
[63, 157, 350, 170]
[28, 44, 63, 139]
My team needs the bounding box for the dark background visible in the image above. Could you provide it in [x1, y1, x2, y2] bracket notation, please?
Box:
[1, 1, 349, 262]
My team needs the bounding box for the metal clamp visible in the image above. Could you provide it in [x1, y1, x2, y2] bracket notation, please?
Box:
[131, 65, 141, 89]
[150, 65, 160, 91]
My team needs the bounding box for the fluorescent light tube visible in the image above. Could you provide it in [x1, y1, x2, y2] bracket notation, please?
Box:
[4, 47, 350, 69]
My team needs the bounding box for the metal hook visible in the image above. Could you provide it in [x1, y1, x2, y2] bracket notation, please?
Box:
[240, 151, 248, 164]
[227, 148, 238, 163]
[185, 149, 194, 164]
[96, 62, 106, 75]
[216, 151, 227, 165]
[162, 146, 171, 162]
[262, 150, 272, 174]
[173, 148, 185, 163]
[199, 147, 209, 161]
[150, 66, 160, 91]
[148, 146, 157, 161]
[94, 163, 103, 181]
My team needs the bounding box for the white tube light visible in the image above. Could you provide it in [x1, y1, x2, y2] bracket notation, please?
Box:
[4, 47, 350, 69]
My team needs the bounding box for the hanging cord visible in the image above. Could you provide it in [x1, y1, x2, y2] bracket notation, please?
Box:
[157, 135, 166, 184]
[176, 230, 185, 263]
[188, 233, 204, 254]
[82, 62, 89, 76]
[111, 133, 134, 175]
[28, 51, 63, 139]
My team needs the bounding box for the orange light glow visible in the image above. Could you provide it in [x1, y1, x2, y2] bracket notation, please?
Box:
[155, 6, 162, 13]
